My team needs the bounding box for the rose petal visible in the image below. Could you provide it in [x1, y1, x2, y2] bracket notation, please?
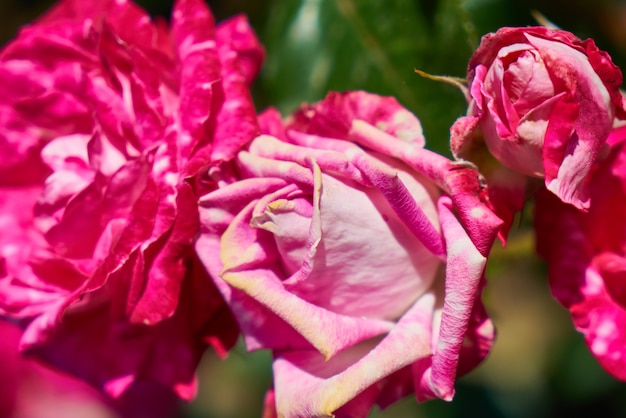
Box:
[219, 197, 395, 357]
[173, 0, 222, 157]
[272, 292, 435, 417]
[418, 196, 489, 400]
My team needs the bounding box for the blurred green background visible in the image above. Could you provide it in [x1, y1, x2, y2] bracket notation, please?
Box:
[4, 0, 626, 417]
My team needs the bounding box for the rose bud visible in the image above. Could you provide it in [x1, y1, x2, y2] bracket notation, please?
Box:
[0, 0, 263, 399]
[451, 26, 625, 229]
[535, 124, 626, 383]
[196, 91, 502, 417]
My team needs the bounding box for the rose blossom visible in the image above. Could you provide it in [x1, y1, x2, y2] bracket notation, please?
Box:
[451, 26, 625, 226]
[0, 0, 263, 399]
[196, 91, 503, 417]
[535, 124, 626, 381]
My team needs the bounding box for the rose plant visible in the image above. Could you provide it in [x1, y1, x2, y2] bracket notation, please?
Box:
[0, 0, 262, 399]
[535, 124, 626, 381]
[196, 91, 503, 417]
[451, 26, 625, 231]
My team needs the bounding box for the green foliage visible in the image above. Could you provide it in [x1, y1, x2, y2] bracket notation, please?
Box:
[257, 0, 475, 156]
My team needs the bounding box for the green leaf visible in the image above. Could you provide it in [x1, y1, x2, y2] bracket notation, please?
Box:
[257, 0, 478, 155]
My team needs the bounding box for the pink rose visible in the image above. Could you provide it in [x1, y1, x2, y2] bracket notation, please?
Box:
[0, 0, 262, 399]
[451, 27, 625, 223]
[196, 91, 502, 417]
[535, 124, 626, 381]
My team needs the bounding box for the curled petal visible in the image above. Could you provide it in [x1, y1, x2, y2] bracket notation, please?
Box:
[418, 196, 489, 400]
